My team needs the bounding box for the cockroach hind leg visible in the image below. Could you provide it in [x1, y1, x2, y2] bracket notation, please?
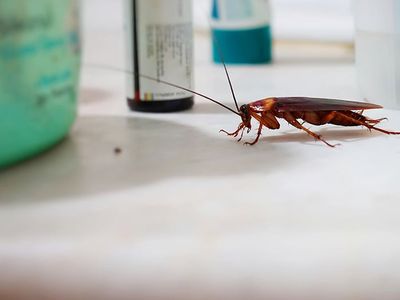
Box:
[367, 117, 388, 125]
[335, 112, 400, 135]
[370, 126, 400, 135]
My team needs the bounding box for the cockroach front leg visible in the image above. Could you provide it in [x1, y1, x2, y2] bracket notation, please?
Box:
[220, 122, 245, 137]
[244, 121, 263, 145]
[237, 125, 247, 142]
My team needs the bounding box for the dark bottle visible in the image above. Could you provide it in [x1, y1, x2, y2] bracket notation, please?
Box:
[124, 0, 194, 112]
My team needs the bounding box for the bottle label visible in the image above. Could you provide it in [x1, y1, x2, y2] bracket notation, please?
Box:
[211, 0, 270, 30]
[125, 0, 193, 102]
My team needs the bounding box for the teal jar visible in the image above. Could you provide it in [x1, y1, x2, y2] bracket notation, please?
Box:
[0, 0, 80, 168]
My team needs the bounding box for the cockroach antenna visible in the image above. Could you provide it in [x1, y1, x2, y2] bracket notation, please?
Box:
[211, 34, 240, 112]
[84, 63, 241, 116]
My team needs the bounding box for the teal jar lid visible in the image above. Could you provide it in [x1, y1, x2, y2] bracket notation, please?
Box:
[210, 0, 272, 64]
[212, 26, 272, 64]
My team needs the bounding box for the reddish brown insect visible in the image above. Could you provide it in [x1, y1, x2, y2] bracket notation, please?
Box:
[136, 73, 400, 147]
[220, 97, 400, 147]
[139, 67, 400, 147]
[91, 64, 400, 147]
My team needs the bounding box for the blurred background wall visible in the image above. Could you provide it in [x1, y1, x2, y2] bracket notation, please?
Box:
[82, 0, 354, 43]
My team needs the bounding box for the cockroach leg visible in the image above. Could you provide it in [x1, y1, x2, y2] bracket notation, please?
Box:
[220, 123, 244, 137]
[319, 111, 336, 124]
[237, 126, 246, 142]
[370, 126, 400, 135]
[366, 117, 387, 125]
[283, 112, 337, 147]
[334, 112, 400, 135]
[244, 121, 263, 145]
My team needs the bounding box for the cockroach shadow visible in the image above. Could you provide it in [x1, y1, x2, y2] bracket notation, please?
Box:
[0, 115, 292, 203]
[262, 127, 383, 145]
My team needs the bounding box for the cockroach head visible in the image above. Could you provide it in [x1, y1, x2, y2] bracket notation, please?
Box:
[239, 104, 251, 125]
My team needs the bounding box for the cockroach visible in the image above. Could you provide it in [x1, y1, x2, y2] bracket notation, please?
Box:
[89, 63, 400, 147]
[220, 97, 400, 147]
[138, 68, 400, 147]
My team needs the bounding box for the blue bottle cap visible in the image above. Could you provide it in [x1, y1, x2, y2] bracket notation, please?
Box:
[212, 26, 272, 64]
[210, 0, 272, 64]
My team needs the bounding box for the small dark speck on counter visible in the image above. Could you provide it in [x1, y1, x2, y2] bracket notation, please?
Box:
[114, 147, 122, 155]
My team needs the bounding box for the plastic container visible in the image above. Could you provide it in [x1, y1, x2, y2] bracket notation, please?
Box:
[210, 0, 272, 64]
[124, 0, 194, 113]
[353, 0, 400, 109]
[0, 0, 80, 168]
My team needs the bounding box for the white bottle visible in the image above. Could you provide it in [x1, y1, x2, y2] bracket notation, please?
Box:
[124, 0, 194, 112]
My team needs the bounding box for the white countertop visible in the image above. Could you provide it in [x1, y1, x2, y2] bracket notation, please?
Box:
[1, 26, 400, 300]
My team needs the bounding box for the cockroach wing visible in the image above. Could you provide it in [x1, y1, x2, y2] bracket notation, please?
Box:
[250, 97, 382, 112]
